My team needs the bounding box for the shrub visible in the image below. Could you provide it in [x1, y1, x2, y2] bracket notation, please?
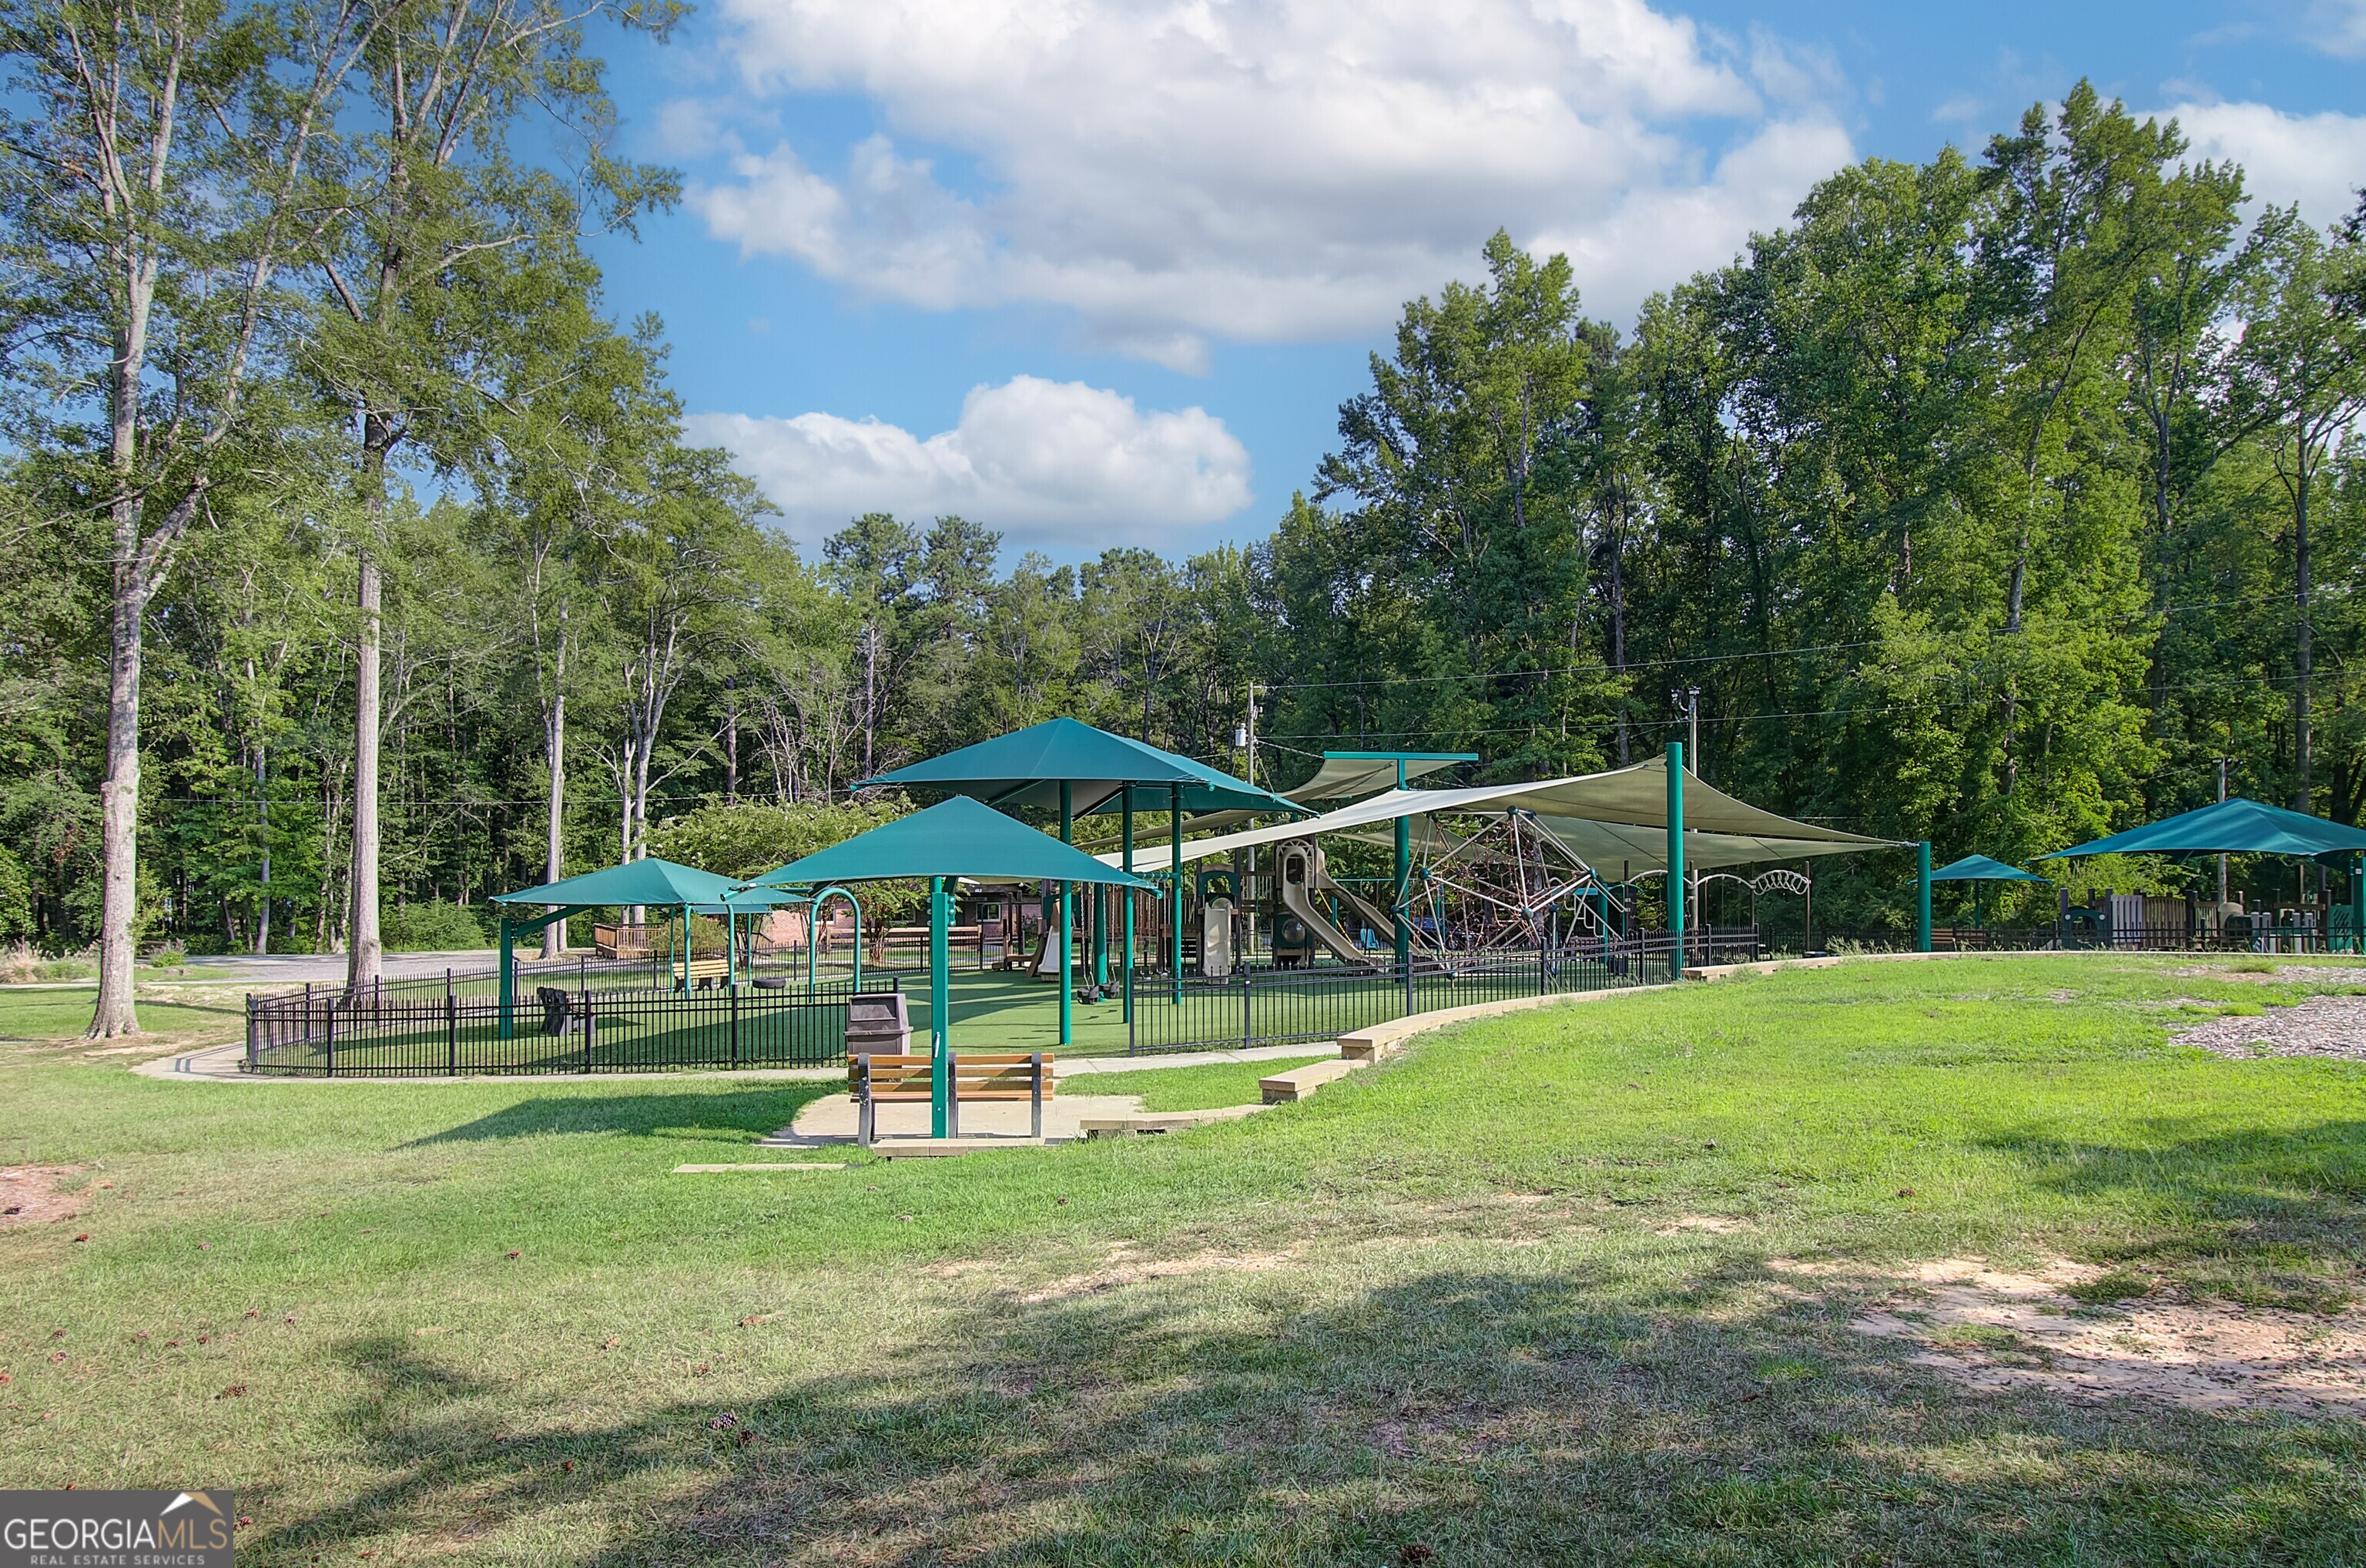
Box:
[382, 899, 491, 952]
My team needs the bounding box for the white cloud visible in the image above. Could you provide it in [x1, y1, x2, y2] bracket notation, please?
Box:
[685, 377, 1255, 548]
[2306, 0, 2366, 58]
[2168, 101, 2366, 226]
[688, 0, 1851, 362]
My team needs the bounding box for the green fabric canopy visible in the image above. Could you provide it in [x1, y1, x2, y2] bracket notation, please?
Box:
[858, 716, 1306, 817]
[2038, 798, 2366, 863]
[752, 796, 1159, 890]
[491, 856, 801, 910]
[1930, 853, 2047, 883]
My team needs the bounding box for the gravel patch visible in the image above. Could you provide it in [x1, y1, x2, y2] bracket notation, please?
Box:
[2175, 993, 2366, 1060]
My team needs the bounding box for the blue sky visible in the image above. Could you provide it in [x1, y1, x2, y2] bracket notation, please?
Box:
[580, 0, 2366, 561]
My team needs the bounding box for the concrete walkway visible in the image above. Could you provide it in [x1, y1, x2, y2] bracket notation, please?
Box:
[766, 1091, 1151, 1149]
[180, 950, 498, 987]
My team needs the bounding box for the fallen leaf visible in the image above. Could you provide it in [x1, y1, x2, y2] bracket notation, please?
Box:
[165, 1340, 179, 1348]
[602, 1335, 620, 1350]
[2, 1205, 19, 1215]
[51, 1329, 64, 1339]
[283, 1314, 296, 1325]
[504, 1250, 521, 1260]
[198, 1241, 208, 1250]
[561, 1459, 575, 1473]
[736, 1429, 754, 1447]
[897, 1214, 915, 1223]
[1399, 1547, 1437, 1565]
[72, 1234, 89, 1243]
[48, 1352, 65, 1363]
[1896, 1188, 1917, 1198]
[216, 1385, 246, 1399]
[692, 1363, 712, 1376]
[236, 1516, 251, 1527]
[244, 1309, 260, 1318]
[132, 1332, 148, 1342]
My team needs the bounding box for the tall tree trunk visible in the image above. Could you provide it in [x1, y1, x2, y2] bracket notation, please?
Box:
[346, 550, 383, 991]
[91, 532, 148, 1037]
[724, 681, 739, 805]
[1609, 531, 1630, 766]
[540, 687, 567, 959]
[254, 743, 272, 954]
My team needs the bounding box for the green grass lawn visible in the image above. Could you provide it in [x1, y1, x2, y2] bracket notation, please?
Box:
[0, 983, 248, 1046]
[5, 954, 2365, 1564]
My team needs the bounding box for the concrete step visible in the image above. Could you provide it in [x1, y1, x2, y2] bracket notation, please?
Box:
[1260, 1058, 1363, 1103]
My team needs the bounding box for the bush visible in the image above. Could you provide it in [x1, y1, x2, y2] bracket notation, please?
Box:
[382, 899, 491, 952]
[1, 942, 98, 983]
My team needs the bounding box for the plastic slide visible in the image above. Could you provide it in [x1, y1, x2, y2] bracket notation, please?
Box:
[1276, 841, 1393, 966]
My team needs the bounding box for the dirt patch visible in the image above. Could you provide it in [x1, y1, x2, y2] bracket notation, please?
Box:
[0, 1167, 85, 1226]
[1843, 1257, 2366, 1416]
[1656, 1215, 1748, 1235]
[2169, 963, 2366, 989]
[1017, 1246, 1295, 1303]
[2173, 993, 2366, 1060]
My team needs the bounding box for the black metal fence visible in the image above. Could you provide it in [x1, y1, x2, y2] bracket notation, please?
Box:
[1124, 927, 1760, 1054]
[245, 973, 900, 1077]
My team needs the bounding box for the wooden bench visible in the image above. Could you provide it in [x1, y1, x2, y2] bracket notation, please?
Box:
[672, 957, 729, 990]
[847, 1051, 1054, 1144]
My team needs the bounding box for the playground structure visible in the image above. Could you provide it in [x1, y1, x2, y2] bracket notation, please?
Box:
[240, 733, 1940, 1081]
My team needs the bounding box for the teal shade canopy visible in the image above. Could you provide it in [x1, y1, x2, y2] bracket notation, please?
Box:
[1930, 853, 2048, 883]
[491, 856, 799, 911]
[751, 796, 1160, 889]
[2039, 798, 2366, 863]
[859, 716, 1305, 818]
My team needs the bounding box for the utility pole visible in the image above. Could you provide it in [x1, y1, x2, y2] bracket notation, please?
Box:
[1672, 686, 1701, 935]
[2217, 757, 2229, 910]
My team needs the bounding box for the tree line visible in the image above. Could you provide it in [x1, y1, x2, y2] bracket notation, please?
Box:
[0, 4, 2357, 1035]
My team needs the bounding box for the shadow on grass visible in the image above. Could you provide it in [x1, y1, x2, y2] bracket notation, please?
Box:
[261, 1254, 2364, 1566]
[398, 1084, 837, 1148]
[1978, 1119, 2366, 1216]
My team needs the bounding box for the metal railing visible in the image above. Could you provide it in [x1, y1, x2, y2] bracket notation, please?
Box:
[244, 972, 899, 1077]
[1124, 928, 1760, 1054]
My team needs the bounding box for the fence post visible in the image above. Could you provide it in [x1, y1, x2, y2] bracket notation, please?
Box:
[445, 967, 457, 1076]
[1242, 970, 1252, 1050]
[582, 992, 595, 1073]
[730, 982, 741, 1070]
[245, 996, 256, 1070]
[324, 998, 336, 1077]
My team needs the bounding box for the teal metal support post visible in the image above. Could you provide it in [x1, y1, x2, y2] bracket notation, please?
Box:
[1665, 742, 1685, 980]
[1393, 758, 1412, 983]
[1121, 792, 1135, 1022]
[1916, 842, 1933, 953]
[1171, 784, 1185, 1003]
[930, 876, 950, 1138]
[2352, 853, 2364, 954]
[498, 916, 516, 1038]
[1059, 781, 1074, 1045]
